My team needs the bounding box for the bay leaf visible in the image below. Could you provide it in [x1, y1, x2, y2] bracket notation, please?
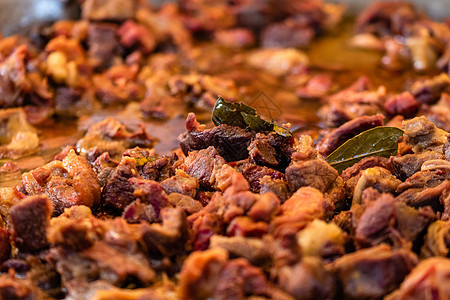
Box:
[326, 126, 404, 174]
[212, 97, 292, 137]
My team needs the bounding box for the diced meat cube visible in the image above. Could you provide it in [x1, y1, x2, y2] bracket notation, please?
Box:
[10, 195, 53, 252]
[331, 244, 418, 299]
[286, 159, 338, 193]
[386, 257, 450, 300]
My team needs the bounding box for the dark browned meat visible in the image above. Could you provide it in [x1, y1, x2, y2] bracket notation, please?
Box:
[102, 156, 141, 213]
[286, 159, 338, 193]
[141, 207, 188, 257]
[237, 162, 285, 192]
[184, 146, 226, 189]
[21, 150, 101, 215]
[384, 91, 419, 117]
[355, 1, 419, 36]
[331, 244, 418, 299]
[390, 151, 443, 180]
[386, 257, 450, 300]
[278, 257, 336, 300]
[402, 116, 448, 154]
[317, 114, 385, 156]
[161, 170, 199, 198]
[409, 73, 450, 105]
[355, 192, 435, 249]
[179, 113, 253, 162]
[10, 195, 53, 252]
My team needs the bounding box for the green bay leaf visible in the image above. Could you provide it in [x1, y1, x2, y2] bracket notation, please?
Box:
[212, 97, 292, 137]
[325, 126, 404, 174]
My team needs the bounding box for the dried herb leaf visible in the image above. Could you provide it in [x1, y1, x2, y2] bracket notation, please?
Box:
[212, 97, 292, 137]
[326, 126, 404, 173]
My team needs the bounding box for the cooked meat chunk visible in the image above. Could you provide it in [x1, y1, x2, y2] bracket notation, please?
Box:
[402, 116, 448, 154]
[178, 113, 252, 162]
[167, 193, 203, 214]
[341, 156, 391, 181]
[227, 216, 269, 238]
[122, 199, 157, 224]
[355, 1, 419, 36]
[297, 219, 345, 259]
[213, 258, 269, 300]
[102, 156, 141, 214]
[92, 152, 119, 187]
[22, 150, 101, 215]
[261, 18, 315, 49]
[278, 257, 336, 300]
[390, 151, 443, 180]
[76, 118, 155, 163]
[51, 241, 155, 287]
[331, 244, 418, 299]
[140, 207, 187, 257]
[10, 195, 53, 252]
[317, 114, 385, 156]
[421, 220, 450, 258]
[179, 248, 228, 300]
[385, 257, 450, 300]
[352, 167, 401, 205]
[87, 23, 120, 69]
[184, 146, 226, 189]
[237, 162, 285, 192]
[272, 187, 324, 236]
[355, 192, 435, 249]
[161, 170, 199, 198]
[0, 45, 29, 108]
[248, 137, 278, 167]
[93, 64, 145, 105]
[248, 191, 280, 222]
[396, 168, 450, 192]
[259, 175, 290, 203]
[129, 178, 169, 220]
[209, 235, 270, 265]
[47, 205, 104, 251]
[139, 153, 178, 181]
[318, 77, 386, 127]
[409, 73, 450, 105]
[118, 21, 156, 54]
[247, 48, 308, 76]
[285, 159, 338, 193]
[396, 180, 450, 209]
[168, 74, 239, 110]
[384, 91, 419, 117]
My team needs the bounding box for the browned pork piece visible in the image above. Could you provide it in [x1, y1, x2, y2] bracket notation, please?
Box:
[386, 257, 450, 300]
[331, 244, 418, 299]
[76, 117, 155, 163]
[22, 150, 101, 215]
[318, 77, 386, 127]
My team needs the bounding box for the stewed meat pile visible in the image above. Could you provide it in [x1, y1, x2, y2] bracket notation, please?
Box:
[0, 0, 450, 299]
